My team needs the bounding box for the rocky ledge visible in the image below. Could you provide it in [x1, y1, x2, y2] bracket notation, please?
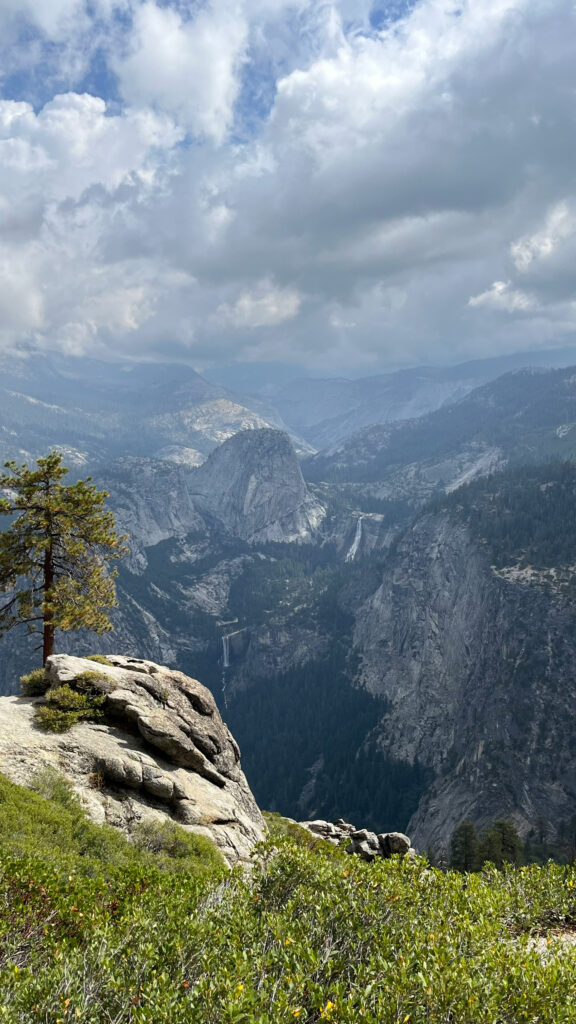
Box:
[0, 654, 265, 866]
[300, 819, 415, 861]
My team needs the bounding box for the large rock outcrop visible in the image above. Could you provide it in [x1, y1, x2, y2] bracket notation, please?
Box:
[190, 428, 325, 543]
[0, 654, 265, 866]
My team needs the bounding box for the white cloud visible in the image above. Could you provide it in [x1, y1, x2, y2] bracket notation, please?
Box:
[217, 283, 301, 328]
[0, 91, 184, 355]
[116, 2, 248, 142]
[0, 94, 182, 205]
[469, 281, 535, 313]
[0, 0, 575, 369]
[511, 202, 576, 271]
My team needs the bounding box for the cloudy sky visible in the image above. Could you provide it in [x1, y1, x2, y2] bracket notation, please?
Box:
[0, 0, 575, 373]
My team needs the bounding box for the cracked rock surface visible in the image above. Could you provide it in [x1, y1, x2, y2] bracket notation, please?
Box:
[0, 654, 265, 866]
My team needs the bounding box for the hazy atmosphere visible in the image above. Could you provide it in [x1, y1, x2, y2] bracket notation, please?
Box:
[1, 0, 576, 373]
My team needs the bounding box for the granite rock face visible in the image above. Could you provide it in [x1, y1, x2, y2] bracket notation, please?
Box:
[0, 654, 265, 866]
[353, 511, 576, 853]
[190, 428, 325, 543]
[98, 428, 325, 575]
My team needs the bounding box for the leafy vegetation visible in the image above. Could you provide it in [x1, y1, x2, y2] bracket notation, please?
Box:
[0, 770, 223, 878]
[19, 668, 49, 697]
[33, 671, 112, 733]
[2, 781, 576, 1022]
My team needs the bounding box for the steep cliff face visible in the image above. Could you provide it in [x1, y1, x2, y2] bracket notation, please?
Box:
[104, 459, 207, 572]
[100, 429, 325, 573]
[190, 429, 325, 543]
[353, 511, 576, 851]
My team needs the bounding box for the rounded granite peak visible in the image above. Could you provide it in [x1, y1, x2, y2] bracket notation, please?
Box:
[192, 428, 325, 543]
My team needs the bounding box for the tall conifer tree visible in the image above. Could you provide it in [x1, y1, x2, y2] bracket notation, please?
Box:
[0, 452, 127, 663]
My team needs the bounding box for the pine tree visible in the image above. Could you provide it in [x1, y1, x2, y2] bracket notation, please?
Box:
[477, 826, 503, 868]
[0, 452, 127, 663]
[478, 819, 523, 868]
[450, 820, 480, 872]
[492, 819, 523, 866]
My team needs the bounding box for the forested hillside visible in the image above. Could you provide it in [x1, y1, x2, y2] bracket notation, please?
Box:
[438, 460, 576, 570]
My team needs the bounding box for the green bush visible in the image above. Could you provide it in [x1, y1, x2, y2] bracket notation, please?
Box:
[86, 655, 115, 666]
[0, 771, 224, 879]
[2, 812, 576, 1023]
[2, 788, 576, 1024]
[264, 811, 342, 855]
[35, 704, 82, 732]
[29, 766, 82, 813]
[35, 683, 106, 732]
[72, 670, 113, 693]
[19, 668, 49, 696]
[34, 674, 109, 732]
[132, 820, 224, 871]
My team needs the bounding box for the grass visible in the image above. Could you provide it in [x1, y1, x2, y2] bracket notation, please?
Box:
[1, 775, 576, 1021]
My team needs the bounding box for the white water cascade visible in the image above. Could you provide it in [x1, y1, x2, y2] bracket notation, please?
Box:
[222, 634, 231, 669]
[345, 515, 364, 563]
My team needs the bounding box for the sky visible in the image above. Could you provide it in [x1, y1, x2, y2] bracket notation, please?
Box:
[0, 0, 575, 374]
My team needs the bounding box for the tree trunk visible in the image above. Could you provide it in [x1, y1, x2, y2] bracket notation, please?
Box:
[43, 544, 54, 665]
[43, 621, 54, 665]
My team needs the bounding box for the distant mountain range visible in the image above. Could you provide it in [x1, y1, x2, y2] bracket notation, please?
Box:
[0, 352, 305, 467]
[3, 346, 576, 470]
[305, 365, 576, 503]
[209, 346, 576, 448]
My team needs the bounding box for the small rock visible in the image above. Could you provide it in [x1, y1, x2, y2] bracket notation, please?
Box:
[379, 832, 412, 856]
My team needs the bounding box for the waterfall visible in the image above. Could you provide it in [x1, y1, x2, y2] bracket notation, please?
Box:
[345, 515, 364, 563]
[222, 634, 230, 669]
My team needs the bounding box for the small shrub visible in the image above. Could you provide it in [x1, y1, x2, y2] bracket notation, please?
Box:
[19, 668, 49, 696]
[47, 684, 104, 713]
[263, 811, 340, 854]
[29, 766, 82, 814]
[35, 705, 83, 732]
[72, 670, 113, 694]
[132, 820, 224, 871]
[34, 680, 106, 733]
[86, 654, 115, 667]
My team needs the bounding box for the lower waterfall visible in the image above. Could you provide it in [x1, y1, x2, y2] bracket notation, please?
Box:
[222, 634, 230, 669]
[345, 515, 364, 562]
